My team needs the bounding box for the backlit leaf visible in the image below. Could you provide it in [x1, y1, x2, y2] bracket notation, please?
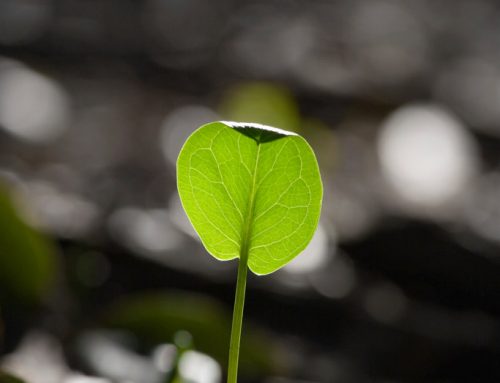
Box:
[177, 121, 322, 275]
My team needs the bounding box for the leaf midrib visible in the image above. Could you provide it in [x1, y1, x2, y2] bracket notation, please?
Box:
[239, 139, 262, 261]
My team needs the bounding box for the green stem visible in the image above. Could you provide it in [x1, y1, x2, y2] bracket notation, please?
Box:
[228, 139, 261, 382]
[227, 250, 249, 383]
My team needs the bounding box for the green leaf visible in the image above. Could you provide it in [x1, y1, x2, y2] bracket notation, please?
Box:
[0, 371, 27, 383]
[0, 185, 57, 303]
[177, 121, 322, 275]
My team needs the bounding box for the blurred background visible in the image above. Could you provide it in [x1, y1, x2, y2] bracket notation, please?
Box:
[1, 0, 500, 382]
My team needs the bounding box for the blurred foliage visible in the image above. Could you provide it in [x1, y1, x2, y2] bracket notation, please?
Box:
[103, 291, 284, 378]
[0, 185, 58, 304]
[301, 118, 338, 175]
[220, 82, 301, 133]
[0, 371, 26, 383]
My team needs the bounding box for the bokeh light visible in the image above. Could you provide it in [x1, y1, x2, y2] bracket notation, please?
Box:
[378, 104, 478, 212]
[0, 59, 70, 143]
[179, 351, 221, 383]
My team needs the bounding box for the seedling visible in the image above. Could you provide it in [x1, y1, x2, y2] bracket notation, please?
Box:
[177, 121, 322, 382]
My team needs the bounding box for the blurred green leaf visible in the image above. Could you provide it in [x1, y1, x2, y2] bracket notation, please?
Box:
[104, 292, 283, 377]
[220, 82, 301, 133]
[0, 186, 57, 304]
[301, 118, 337, 174]
[0, 371, 26, 383]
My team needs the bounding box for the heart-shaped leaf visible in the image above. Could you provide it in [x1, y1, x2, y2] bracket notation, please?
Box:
[177, 121, 322, 275]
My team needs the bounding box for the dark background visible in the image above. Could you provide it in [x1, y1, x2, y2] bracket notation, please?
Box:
[1, 0, 500, 382]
